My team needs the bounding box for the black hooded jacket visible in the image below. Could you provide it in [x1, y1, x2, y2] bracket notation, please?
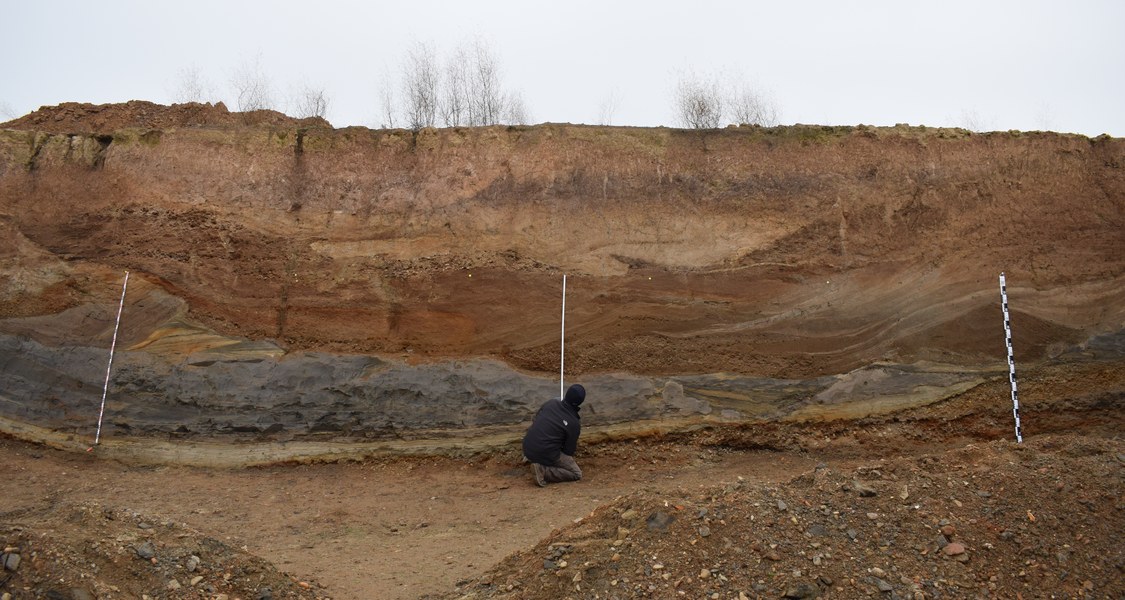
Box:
[522, 398, 581, 465]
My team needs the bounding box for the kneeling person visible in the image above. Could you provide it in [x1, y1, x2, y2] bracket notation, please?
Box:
[522, 384, 586, 486]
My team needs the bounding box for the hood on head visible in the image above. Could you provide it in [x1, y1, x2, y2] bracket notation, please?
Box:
[563, 384, 586, 407]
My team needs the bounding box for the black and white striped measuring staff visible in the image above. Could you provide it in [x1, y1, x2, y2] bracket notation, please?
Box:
[999, 272, 1023, 443]
[93, 271, 130, 447]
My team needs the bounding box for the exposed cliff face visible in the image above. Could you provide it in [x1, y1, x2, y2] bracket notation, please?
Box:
[1, 103, 1122, 451]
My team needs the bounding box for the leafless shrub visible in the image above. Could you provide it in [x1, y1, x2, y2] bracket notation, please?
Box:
[675, 71, 781, 129]
[503, 91, 530, 126]
[597, 89, 621, 125]
[172, 65, 216, 104]
[957, 109, 994, 133]
[403, 42, 440, 130]
[230, 55, 275, 112]
[293, 86, 330, 119]
[378, 69, 398, 129]
[675, 71, 725, 129]
[730, 84, 779, 126]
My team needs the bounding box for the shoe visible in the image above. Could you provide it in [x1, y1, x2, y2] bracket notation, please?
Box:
[531, 463, 547, 487]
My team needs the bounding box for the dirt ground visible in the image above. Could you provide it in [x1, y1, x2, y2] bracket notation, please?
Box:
[2, 360, 1122, 600]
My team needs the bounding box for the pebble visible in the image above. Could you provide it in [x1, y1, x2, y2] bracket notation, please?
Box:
[806, 524, 829, 537]
[70, 589, 95, 600]
[698, 525, 711, 538]
[699, 568, 710, 579]
[782, 581, 819, 598]
[866, 512, 879, 520]
[873, 577, 893, 592]
[940, 525, 956, 539]
[620, 509, 637, 520]
[187, 554, 201, 572]
[190, 576, 204, 586]
[853, 480, 878, 497]
[777, 499, 788, 511]
[871, 567, 886, 577]
[167, 579, 181, 591]
[942, 542, 966, 556]
[646, 511, 675, 532]
[135, 542, 156, 560]
[1, 553, 19, 572]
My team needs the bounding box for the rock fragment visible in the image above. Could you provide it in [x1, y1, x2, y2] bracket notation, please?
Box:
[134, 542, 156, 560]
[783, 581, 819, 598]
[1, 552, 19, 572]
[646, 511, 675, 532]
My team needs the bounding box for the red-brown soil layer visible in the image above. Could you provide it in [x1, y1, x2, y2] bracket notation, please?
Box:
[2, 103, 1122, 380]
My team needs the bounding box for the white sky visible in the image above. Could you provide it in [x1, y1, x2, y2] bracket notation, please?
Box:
[2, 0, 1123, 136]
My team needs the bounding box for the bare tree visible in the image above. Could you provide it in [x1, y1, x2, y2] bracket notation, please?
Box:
[468, 42, 499, 125]
[730, 84, 779, 126]
[230, 55, 275, 112]
[379, 39, 529, 129]
[293, 85, 330, 119]
[440, 45, 471, 127]
[402, 42, 439, 130]
[451, 39, 510, 126]
[0, 100, 15, 120]
[172, 65, 215, 104]
[379, 82, 398, 129]
[957, 108, 992, 132]
[674, 72, 724, 129]
[503, 91, 530, 126]
[597, 89, 621, 126]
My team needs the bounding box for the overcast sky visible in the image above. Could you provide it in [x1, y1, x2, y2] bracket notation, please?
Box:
[2, 0, 1122, 136]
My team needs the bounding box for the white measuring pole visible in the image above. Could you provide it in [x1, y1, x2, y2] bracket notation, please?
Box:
[94, 271, 130, 445]
[999, 272, 1023, 444]
[560, 274, 567, 399]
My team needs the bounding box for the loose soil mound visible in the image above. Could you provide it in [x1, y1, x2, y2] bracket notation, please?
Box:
[0, 100, 329, 134]
[1, 502, 325, 599]
[449, 434, 1124, 600]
